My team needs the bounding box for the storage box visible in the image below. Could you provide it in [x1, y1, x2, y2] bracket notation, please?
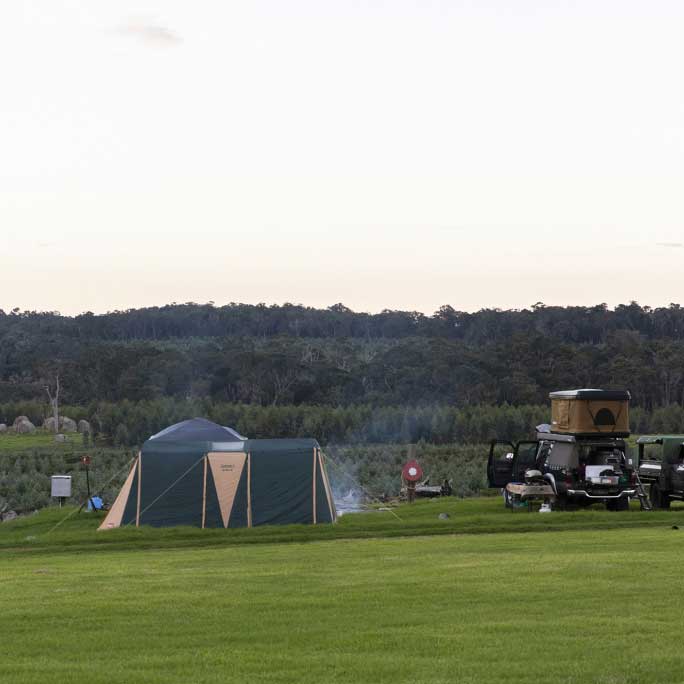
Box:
[51, 475, 72, 498]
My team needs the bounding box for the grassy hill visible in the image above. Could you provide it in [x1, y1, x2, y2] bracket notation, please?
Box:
[2, 503, 684, 683]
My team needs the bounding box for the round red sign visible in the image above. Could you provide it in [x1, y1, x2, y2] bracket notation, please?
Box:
[402, 459, 423, 483]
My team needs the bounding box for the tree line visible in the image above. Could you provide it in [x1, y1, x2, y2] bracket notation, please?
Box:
[3, 331, 684, 409]
[4, 301, 684, 411]
[1, 399, 683, 448]
[3, 301, 684, 343]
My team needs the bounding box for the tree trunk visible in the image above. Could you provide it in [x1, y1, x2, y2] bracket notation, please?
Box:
[46, 375, 60, 433]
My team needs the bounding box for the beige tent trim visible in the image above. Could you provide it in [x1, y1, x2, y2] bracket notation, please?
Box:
[98, 455, 139, 531]
[318, 449, 336, 522]
[207, 452, 247, 528]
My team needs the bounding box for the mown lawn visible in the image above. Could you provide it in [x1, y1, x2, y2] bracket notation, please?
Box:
[3, 496, 684, 556]
[2, 522, 684, 684]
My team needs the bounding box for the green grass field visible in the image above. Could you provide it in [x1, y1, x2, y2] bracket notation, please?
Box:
[0, 430, 89, 451]
[3, 500, 684, 683]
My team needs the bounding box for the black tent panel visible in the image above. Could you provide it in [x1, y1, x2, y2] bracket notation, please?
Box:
[138, 452, 205, 527]
[250, 448, 313, 526]
[227, 469, 249, 528]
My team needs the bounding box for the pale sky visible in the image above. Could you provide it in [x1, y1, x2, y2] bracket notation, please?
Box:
[1, 1, 683, 315]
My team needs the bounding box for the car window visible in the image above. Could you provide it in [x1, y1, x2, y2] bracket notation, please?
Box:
[583, 448, 624, 467]
[546, 442, 578, 469]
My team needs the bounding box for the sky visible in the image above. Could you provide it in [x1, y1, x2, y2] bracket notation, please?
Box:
[1, 1, 683, 316]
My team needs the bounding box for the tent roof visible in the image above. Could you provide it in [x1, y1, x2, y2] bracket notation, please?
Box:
[549, 389, 631, 401]
[148, 418, 246, 443]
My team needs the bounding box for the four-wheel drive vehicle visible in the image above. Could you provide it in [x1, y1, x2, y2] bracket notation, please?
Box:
[636, 435, 684, 508]
[487, 440, 554, 508]
[488, 433, 636, 510]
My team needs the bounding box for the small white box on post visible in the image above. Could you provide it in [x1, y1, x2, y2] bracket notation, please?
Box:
[51, 475, 72, 507]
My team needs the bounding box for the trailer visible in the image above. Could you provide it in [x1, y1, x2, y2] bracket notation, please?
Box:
[636, 435, 684, 508]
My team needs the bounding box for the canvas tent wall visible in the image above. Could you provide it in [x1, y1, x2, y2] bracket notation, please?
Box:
[549, 389, 630, 437]
[99, 419, 336, 529]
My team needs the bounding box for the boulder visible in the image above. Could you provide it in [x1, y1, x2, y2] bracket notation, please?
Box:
[0, 423, 7, 433]
[54, 433, 68, 443]
[43, 416, 77, 433]
[60, 416, 77, 433]
[2, 510, 18, 522]
[77, 419, 92, 434]
[13, 416, 36, 434]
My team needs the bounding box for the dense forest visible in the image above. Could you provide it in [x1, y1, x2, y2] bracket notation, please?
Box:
[2, 301, 684, 411]
[4, 300, 684, 513]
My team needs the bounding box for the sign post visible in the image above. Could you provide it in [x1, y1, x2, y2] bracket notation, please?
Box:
[401, 459, 423, 503]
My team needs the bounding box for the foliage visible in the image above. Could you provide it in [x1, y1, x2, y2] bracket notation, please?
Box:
[1, 400, 683, 449]
[3, 302, 684, 408]
[0, 444, 135, 513]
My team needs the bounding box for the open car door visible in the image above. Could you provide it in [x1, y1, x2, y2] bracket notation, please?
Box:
[487, 440, 516, 488]
[511, 441, 540, 481]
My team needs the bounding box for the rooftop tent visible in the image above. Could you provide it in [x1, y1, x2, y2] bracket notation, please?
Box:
[549, 389, 631, 437]
[99, 420, 336, 530]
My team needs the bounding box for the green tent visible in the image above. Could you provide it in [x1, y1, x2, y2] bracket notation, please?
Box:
[99, 418, 336, 529]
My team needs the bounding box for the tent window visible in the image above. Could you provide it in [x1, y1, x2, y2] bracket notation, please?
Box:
[594, 408, 616, 426]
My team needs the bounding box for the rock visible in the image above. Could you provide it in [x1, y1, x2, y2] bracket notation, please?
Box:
[60, 416, 77, 433]
[0, 423, 7, 433]
[43, 416, 77, 433]
[77, 419, 92, 434]
[438, 513, 450, 520]
[54, 433, 67, 443]
[2, 510, 18, 522]
[13, 416, 35, 434]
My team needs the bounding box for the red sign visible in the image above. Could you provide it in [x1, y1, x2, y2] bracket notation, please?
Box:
[402, 459, 423, 483]
[81, 455, 91, 466]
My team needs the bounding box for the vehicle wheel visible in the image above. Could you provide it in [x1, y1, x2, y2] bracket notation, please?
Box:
[606, 498, 629, 512]
[651, 484, 671, 510]
[553, 494, 568, 511]
[503, 489, 512, 509]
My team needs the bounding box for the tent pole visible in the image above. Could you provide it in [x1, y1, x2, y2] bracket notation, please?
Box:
[318, 449, 336, 522]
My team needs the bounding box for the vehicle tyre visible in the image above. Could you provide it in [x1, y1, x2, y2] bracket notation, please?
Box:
[503, 489, 512, 509]
[606, 497, 629, 512]
[651, 484, 671, 510]
[553, 494, 568, 511]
